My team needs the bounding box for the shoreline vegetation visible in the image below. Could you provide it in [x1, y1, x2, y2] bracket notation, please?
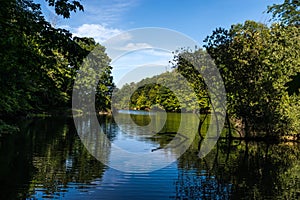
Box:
[1, 1, 299, 142]
[102, 107, 300, 142]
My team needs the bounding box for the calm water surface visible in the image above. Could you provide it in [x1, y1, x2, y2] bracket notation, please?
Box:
[0, 112, 299, 199]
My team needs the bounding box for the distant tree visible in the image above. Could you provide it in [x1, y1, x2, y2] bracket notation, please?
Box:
[113, 71, 200, 112]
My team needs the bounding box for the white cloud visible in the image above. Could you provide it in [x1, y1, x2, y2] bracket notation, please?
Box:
[84, 0, 139, 25]
[119, 42, 153, 51]
[143, 49, 173, 58]
[72, 24, 123, 43]
[105, 32, 132, 44]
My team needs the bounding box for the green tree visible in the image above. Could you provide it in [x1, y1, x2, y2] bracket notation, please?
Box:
[267, 0, 300, 26]
[113, 71, 200, 112]
[0, 1, 115, 131]
[44, 0, 84, 18]
[267, 0, 300, 98]
[74, 38, 115, 113]
[204, 21, 300, 137]
[0, 0, 87, 115]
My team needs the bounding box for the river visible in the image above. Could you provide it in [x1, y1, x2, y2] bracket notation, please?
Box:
[0, 112, 299, 199]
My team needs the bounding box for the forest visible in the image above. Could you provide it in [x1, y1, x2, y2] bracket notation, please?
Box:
[113, 70, 206, 113]
[0, 1, 299, 199]
[0, 0, 114, 132]
[114, 2, 300, 140]
[0, 0, 299, 141]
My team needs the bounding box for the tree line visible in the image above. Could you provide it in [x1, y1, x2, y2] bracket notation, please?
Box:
[0, 0, 299, 139]
[113, 70, 209, 113]
[0, 0, 114, 132]
[115, 1, 300, 139]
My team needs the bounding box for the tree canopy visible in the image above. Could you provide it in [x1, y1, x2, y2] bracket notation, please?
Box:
[0, 0, 114, 120]
[203, 21, 300, 136]
[267, 0, 300, 26]
[113, 70, 202, 112]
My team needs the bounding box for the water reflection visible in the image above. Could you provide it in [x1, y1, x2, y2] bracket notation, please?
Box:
[74, 112, 198, 172]
[175, 139, 300, 199]
[0, 117, 107, 199]
[0, 114, 298, 199]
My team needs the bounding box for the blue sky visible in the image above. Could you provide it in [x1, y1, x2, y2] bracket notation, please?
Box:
[38, 0, 283, 86]
[40, 0, 283, 43]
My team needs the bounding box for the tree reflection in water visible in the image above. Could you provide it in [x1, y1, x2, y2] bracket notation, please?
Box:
[174, 137, 300, 199]
[0, 115, 298, 199]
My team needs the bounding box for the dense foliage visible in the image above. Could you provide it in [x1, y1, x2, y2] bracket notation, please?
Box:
[0, 0, 114, 122]
[204, 22, 299, 137]
[267, 0, 300, 26]
[113, 70, 206, 112]
[73, 38, 115, 113]
[161, 1, 300, 138]
[1, 0, 299, 139]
